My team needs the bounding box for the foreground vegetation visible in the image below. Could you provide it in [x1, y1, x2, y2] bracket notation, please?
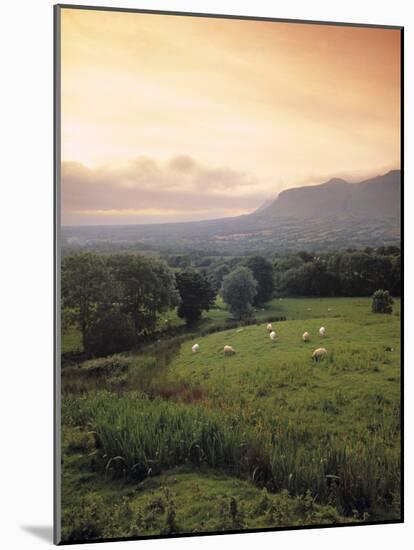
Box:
[61, 296, 401, 541]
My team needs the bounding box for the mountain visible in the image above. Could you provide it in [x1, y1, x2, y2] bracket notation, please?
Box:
[62, 170, 401, 254]
[254, 169, 401, 221]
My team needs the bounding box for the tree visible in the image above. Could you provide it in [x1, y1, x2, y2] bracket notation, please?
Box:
[210, 263, 231, 292]
[372, 289, 394, 314]
[279, 260, 335, 297]
[221, 267, 257, 320]
[84, 306, 136, 357]
[376, 246, 400, 256]
[61, 252, 116, 350]
[108, 254, 179, 336]
[246, 256, 275, 305]
[390, 255, 401, 296]
[175, 269, 216, 325]
[338, 252, 393, 296]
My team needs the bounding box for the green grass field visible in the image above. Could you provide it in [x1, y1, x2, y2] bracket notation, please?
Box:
[61, 297, 401, 542]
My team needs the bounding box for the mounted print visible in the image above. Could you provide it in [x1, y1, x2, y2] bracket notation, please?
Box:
[54, 4, 403, 545]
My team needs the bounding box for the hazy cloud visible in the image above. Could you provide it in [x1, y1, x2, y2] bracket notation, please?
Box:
[62, 156, 268, 225]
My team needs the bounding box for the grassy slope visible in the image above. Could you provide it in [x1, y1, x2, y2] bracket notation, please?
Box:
[166, 298, 400, 437]
[61, 297, 401, 540]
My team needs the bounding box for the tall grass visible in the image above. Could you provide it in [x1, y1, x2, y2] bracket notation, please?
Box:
[63, 391, 250, 480]
[62, 391, 400, 518]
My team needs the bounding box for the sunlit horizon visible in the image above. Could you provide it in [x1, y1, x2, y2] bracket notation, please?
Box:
[60, 9, 401, 226]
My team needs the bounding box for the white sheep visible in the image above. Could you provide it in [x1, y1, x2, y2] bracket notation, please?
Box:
[223, 345, 235, 355]
[319, 326, 326, 337]
[302, 331, 310, 342]
[312, 347, 328, 361]
[269, 331, 276, 341]
[266, 323, 273, 332]
[192, 343, 200, 353]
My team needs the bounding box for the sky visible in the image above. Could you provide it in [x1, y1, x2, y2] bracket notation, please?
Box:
[60, 8, 401, 226]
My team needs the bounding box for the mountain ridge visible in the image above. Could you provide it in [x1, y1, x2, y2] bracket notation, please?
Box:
[62, 169, 401, 253]
[254, 169, 400, 221]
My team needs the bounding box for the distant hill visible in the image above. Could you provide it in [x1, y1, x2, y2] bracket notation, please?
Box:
[62, 170, 401, 254]
[255, 170, 400, 221]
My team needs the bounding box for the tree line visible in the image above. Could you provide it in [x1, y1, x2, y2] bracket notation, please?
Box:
[199, 247, 401, 299]
[62, 246, 400, 357]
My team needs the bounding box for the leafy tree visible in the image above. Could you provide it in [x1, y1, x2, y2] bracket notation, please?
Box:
[338, 252, 393, 296]
[84, 306, 136, 357]
[326, 253, 344, 295]
[372, 289, 394, 314]
[280, 260, 335, 296]
[166, 255, 191, 268]
[210, 263, 231, 292]
[61, 252, 116, 350]
[108, 254, 179, 336]
[274, 255, 304, 273]
[390, 255, 401, 296]
[376, 246, 400, 256]
[273, 248, 400, 298]
[175, 269, 216, 326]
[246, 256, 275, 305]
[221, 267, 257, 320]
[197, 257, 213, 267]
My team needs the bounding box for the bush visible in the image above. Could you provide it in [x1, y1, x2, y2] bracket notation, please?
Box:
[80, 355, 134, 376]
[372, 289, 394, 314]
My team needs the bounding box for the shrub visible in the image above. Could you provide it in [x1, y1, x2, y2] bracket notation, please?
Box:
[371, 289, 394, 314]
[80, 355, 134, 376]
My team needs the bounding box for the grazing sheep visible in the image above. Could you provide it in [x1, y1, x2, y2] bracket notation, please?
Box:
[223, 345, 235, 355]
[269, 331, 276, 341]
[319, 326, 326, 337]
[192, 343, 200, 353]
[302, 331, 310, 342]
[266, 323, 273, 332]
[312, 347, 328, 361]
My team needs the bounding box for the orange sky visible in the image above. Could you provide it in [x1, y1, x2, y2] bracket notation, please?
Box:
[60, 8, 401, 225]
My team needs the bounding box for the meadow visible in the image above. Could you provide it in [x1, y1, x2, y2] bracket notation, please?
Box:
[61, 297, 401, 542]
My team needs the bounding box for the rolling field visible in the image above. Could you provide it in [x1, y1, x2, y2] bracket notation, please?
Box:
[61, 297, 401, 541]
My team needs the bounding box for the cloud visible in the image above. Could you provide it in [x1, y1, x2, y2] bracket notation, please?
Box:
[61, 156, 267, 225]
